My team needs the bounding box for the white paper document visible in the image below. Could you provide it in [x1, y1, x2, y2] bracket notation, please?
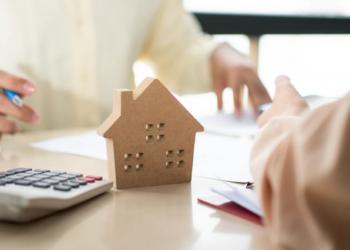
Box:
[198, 111, 259, 137]
[192, 133, 253, 182]
[211, 186, 263, 216]
[178, 92, 259, 137]
[30, 131, 253, 183]
[30, 131, 107, 160]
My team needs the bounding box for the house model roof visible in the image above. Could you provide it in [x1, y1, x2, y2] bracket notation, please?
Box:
[97, 78, 204, 138]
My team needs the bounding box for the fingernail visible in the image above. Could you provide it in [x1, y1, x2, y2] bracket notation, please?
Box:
[23, 82, 36, 94]
[13, 124, 21, 133]
[31, 111, 41, 124]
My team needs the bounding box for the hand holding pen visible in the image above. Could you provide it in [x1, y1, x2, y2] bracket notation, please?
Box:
[0, 70, 40, 137]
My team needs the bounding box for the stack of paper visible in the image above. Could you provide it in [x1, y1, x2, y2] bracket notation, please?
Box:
[211, 186, 263, 217]
[198, 182, 263, 225]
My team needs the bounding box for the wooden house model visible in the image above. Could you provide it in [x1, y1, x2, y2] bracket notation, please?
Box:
[97, 78, 204, 189]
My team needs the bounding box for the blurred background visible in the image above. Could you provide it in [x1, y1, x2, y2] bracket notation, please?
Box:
[134, 0, 350, 99]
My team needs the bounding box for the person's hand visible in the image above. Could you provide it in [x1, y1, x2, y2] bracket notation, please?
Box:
[211, 44, 271, 117]
[0, 70, 40, 137]
[257, 75, 309, 127]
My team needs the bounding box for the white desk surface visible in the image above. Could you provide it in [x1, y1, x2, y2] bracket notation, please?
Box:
[0, 128, 278, 250]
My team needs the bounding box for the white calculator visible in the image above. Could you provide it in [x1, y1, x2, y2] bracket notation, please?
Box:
[0, 167, 113, 223]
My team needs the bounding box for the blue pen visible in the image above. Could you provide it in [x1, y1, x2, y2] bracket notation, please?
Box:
[3, 89, 23, 107]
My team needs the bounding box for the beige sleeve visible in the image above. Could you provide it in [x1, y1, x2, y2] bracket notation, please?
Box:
[250, 93, 350, 250]
[140, 0, 219, 95]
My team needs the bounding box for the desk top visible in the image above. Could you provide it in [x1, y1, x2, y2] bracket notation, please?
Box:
[0, 129, 277, 250]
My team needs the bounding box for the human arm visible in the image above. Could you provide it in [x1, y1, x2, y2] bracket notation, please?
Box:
[141, 0, 270, 115]
[0, 70, 40, 137]
[250, 76, 350, 249]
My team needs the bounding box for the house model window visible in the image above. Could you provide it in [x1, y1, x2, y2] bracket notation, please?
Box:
[97, 78, 204, 189]
[146, 124, 153, 131]
[157, 123, 165, 130]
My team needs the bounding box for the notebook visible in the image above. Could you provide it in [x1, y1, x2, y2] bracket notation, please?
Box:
[198, 195, 263, 225]
[198, 181, 263, 225]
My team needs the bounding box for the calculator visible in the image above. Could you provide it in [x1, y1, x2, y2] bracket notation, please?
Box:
[0, 168, 113, 223]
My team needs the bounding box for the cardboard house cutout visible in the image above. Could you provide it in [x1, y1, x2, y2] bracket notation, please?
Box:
[97, 78, 204, 189]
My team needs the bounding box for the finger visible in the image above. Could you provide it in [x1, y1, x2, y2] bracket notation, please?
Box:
[275, 75, 291, 87]
[0, 94, 40, 124]
[233, 87, 242, 117]
[274, 75, 304, 103]
[0, 70, 36, 96]
[214, 81, 225, 110]
[227, 70, 243, 117]
[274, 75, 294, 98]
[0, 115, 20, 134]
[246, 74, 271, 115]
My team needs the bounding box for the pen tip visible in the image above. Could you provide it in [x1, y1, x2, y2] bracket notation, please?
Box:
[13, 96, 23, 107]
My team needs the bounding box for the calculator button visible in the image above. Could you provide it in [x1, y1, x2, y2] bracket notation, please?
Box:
[67, 172, 83, 177]
[78, 177, 95, 183]
[59, 174, 76, 180]
[7, 175, 24, 180]
[13, 168, 32, 171]
[71, 180, 87, 185]
[6, 171, 18, 175]
[9, 169, 28, 174]
[2, 178, 14, 184]
[50, 176, 68, 182]
[17, 173, 34, 177]
[14, 180, 33, 186]
[33, 174, 50, 179]
[62, 182, 80, 188]
[54, 185, 71, 192]
[24, 177, 43, 182]
[33, 182, 51, 188]
[0, 180, 6, 185]
[86, 175, 102, 181]
[51, 171, 66, 174]
[43, 179, 60, 185]
[7, 168, 29, 173]
[42, 172, 60, 177]
[0, 175, 5, 179]
[34, 169, 50, 173]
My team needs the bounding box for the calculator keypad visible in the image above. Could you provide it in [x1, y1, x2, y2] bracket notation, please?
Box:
[0, 168, 103, 192]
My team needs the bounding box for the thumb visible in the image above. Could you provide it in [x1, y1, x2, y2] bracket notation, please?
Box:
[274, 75, 295, 97]
[274, 75, 304, 103]
[275, 75, 291, 87]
